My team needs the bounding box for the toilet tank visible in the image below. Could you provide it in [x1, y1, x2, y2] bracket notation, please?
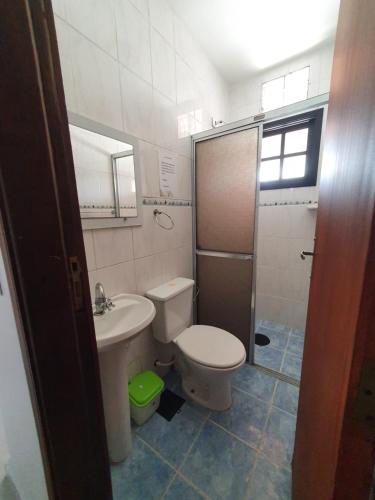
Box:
[146, 278, 194, 343]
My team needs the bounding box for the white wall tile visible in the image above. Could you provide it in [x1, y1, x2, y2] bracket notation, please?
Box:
[175, 155, 192, 201]
[152, 93, 178, 151]
[128, 0, 148, 16]
[173, 16, 194, 68]
[68, 24, 123, 129]
[88, 260, 137, 300]
[256, 203, 317, 329]
[134, 252, 167, 294]
[148, 0, 174, 46]
[115, 0, 152, 83]
[92, 227, 133, 268]
[54, 17, 78, 112]
[138, 141, 160, 197]
[54, 0, 229, 367]
[121, 67, 153, 141]
[64, 0, 117, 57]
[52, 0, 66, 19]
[150, 29, 176, 101]
[83, 230, 96, 271]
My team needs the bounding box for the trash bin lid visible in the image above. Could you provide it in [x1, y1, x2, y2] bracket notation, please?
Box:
[128, 371, 165, 407]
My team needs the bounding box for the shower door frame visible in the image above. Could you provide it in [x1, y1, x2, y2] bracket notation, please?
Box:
[191, 93, 330, 366]
[191, 121, 263, 363]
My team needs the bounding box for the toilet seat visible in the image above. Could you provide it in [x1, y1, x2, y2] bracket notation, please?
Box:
[174, 325, 246, 369]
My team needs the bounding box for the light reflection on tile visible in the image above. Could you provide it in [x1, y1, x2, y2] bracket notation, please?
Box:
[286, 334, 304, 357]
[181, 421, 257, 500]
[273, 381, 299, 415]
[232, 363, 276, 402]
[261, 408, 296, 467]
[164, 475, 205, 500]
[254, 345, 284, 371]
[136, 402, 204, 467]
[111, 436, 173, 500]
[281, 353, 302, 380]
[210, 388, 269, 448]
[247, 456, 292, 500]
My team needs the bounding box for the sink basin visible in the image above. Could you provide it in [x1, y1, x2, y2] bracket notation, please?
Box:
[93, 293, 156, 463]
[94, 294, 156, 351]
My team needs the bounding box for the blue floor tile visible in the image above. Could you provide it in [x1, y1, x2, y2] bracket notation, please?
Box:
[261, 408, 296, 467]
[289, 327, 305, 337]
[261, 321, 291, 335]
[136, 402, 204, 467]
[254, 345, 284, 371]
[281, 353, 302, 380]
[181, 421, 256, 499]
[164, 475, 205, 500]
[257, 326, 289, 350]
[232, 364, 276, 402]
[273, 381, 299, 415]
[210, 387, 269, 448]
[111, 436, 173, 500]
[286, 335, 304, 357]
[247, 456, 291, 499]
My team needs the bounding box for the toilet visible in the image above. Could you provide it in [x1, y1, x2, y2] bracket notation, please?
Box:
[146, 277, 246, 411]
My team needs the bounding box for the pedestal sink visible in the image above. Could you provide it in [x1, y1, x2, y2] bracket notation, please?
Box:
[93, 294, 155, 462]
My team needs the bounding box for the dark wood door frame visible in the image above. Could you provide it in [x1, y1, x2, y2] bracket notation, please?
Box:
[0, 1, 112, 498]
[293, 0, 375, 498]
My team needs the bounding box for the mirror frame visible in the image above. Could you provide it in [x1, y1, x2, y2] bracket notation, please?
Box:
[68, 112, 143, 230]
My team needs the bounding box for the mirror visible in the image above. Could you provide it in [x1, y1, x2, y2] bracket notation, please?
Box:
[68, 113, 142, 229]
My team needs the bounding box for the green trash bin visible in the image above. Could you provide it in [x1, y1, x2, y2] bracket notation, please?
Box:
[128, 371, 165, 425]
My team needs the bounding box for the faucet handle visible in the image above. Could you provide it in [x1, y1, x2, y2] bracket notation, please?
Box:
[106, 297, 115, 310]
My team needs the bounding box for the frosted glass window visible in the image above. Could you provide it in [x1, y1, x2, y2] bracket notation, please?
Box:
[261, 134, 282, 158]
[282, 155, 306, 179]
[260, 159, 280, 182]
[284, 128, 308, 154]
[261, 67, 310, 112]
[285, 67, 309, 106]
[261, 77, 284, 112]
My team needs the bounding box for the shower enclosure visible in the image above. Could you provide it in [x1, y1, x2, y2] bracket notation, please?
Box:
[192, 123, 262, 360]
[192, 97, 327, 379]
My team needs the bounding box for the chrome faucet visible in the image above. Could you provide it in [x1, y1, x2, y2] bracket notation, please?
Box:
[94, 282, 114, 315]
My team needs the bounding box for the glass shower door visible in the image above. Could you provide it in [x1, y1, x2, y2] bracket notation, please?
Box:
[194, 126, 260, 358]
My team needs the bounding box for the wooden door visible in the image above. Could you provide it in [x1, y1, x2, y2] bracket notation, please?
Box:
[293, 0, 375, 498]
[0, 0, 112, 498]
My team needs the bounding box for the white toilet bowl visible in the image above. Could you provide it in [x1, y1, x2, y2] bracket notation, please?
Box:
[174, 325, 246, 411]
[146, 278, 246, 411]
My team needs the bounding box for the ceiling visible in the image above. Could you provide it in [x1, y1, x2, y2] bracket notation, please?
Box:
[169, 0, 341, 83]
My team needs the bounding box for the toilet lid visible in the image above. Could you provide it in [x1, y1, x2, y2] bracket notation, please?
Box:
[175, 325, 246, 369]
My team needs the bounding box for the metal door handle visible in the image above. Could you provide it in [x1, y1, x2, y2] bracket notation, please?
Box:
[300, 250, 315, 260]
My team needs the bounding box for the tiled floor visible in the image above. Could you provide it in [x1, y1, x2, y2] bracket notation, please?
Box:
[111, 365, 299, 499]
[254, 320, 305, 380]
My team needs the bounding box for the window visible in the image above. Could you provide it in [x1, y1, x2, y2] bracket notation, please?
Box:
[260, 108, 323, 190]
[261, 67, 309, 112]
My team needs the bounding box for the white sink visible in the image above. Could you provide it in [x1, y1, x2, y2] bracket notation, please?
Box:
[94, 294, 156, 351]
[93, 293, 156, 463]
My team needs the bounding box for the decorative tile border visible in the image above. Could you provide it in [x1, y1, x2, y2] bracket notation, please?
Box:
[143, 198, 192, 207]
[79, 204, 136, 209]
[259, 200, 318, 207]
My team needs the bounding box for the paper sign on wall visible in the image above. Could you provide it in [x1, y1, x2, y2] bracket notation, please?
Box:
[159, 151, 177, 198]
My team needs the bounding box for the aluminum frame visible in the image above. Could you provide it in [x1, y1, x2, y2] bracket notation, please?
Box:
[192, 120, 262, 362]
[68, 112, 143, 230]
[111, 150, 136, 219]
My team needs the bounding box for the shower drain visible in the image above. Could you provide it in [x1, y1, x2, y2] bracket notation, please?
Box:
[255, 333, 271, 346]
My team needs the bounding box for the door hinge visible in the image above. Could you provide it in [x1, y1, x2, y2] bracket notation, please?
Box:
[354, 359, 375, 431]
[68, 256, 83, 311]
